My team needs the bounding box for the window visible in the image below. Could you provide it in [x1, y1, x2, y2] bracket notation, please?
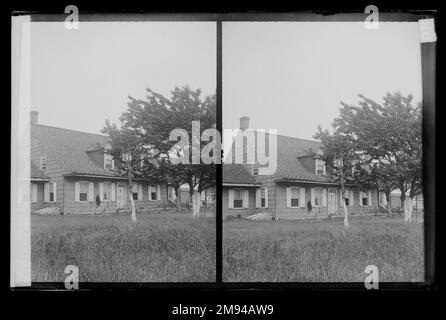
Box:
[234, 190, 243, 208]
[102, 182, 111, 201]
[253, 167, 259, 176]
[79, 181, 89, 202]
[314, 188, 322, 206]
[132, 184, 139, 200]
[342, 190, 353, 207]
[104, 154, 114, 170]
[290, 187, 299, 207]
[315, 159, 325, 175]
[40, 156, 47, 170]
[361, 191, 368, 206]
[149, 185, 158, 201]
[49, 182, 56, 202]
[260, 188, 266, 207]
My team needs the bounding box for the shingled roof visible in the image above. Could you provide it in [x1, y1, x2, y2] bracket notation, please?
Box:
[223, 164, 258, 185]
[223, 130, 334, 184]
[273, 134, 332, 183]
[31, 162, 49, 180]
[32, 124, 119, 177]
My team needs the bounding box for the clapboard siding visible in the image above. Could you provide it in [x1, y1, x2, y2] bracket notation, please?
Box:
[222, 187, 257, 217]
[63, 177, 168, 214]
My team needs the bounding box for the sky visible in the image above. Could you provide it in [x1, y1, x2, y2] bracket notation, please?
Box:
[223, 22, 423, 140]
[30, 22, 216, 134]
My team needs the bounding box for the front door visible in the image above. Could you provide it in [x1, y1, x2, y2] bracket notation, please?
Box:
[117, 186, 126, 209]
[328, 190, 337, 215]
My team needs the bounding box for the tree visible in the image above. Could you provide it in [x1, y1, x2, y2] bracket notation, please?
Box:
[314, 127, 359, 228]
[334, 91, 422, 222]
[112, 85, 217, 217]
[101, 123, 148, 222]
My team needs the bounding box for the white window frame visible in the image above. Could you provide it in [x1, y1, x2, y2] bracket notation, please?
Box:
[104, 153, 115, 170]
[233, 189, 244, 209]
[360, 190, 371, 206]
[290, 186, 300, 208]
[77, 181, 90, 202]
[315, 159, 326, 175]
[148, 185, 161, 201]
[49, 182, 56, 203]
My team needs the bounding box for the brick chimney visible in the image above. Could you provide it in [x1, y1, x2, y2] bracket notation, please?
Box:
[239, 116, 249, 131]
[30, 111, 38, 124]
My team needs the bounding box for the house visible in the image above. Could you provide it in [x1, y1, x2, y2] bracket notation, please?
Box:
[378, 190, 424, 212]
[223, 116, 379, 220]
[30, 161, 50, 212]
[223, 164, 261, 216]
[30, 111, 168, 214]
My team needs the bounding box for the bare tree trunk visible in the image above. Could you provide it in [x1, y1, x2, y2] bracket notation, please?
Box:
[191, 191, 201, 218]
[404, 197, 413, 223]
[340, 171, 349, 228]
[128, 170, 137, 223]
[386, 191, 392, 217]
[341, 188, 349, 228]
[128, 187, 136, 222]
[175, 187, 180, 212]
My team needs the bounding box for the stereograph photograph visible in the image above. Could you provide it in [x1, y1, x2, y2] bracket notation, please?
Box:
[12, 19, 217, 283]
[222, 21, 425, 282]
[10, 9, 435, 292]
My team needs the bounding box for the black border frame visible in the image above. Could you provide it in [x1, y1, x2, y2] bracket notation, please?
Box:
[9, 9, 438, 291]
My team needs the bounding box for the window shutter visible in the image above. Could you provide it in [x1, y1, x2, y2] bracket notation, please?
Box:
[322, 188, 327, 207]
[311, 188, 315, 206]
[32, 184, 38, 203]
[350, 190, 354, 206]
[88, 182, 94, 202]
[99, 182, 104, 201]
[243, 190, 249, 208]
[286, 187, 291, 208]
[300, 187, 305, 208]
[264, 188, 269, 208]
[157, 185, 161, 200]
[228, 189, 234, 209]
[359, 191, 364, 207]
[44, 182, 50, 202]
[147, 185, 152, 200]
[255, 188, 261, 208]
[75, 181, 80, 202]
[111, 183, 116, 201]
[138, 184, 143, 200]
[53, 182, 57, 202]
[368, 190, 372, 206]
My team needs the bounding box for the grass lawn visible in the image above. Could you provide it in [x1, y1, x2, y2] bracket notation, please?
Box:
[32, 212, 215, 282]
[223, 216, 424, 282]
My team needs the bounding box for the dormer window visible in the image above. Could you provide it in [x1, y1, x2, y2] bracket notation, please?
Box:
[315, 159, 326, 175]
[104, 153, 114, 170]
[40, 156, 47, 170]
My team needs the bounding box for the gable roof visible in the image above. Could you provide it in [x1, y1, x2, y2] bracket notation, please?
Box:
[31, 124, 118, 177]
[31, 161, 49, 180]
[273, 134, 332, 183]
[223, 164, 258, 185]
[223, 129, 333, 184]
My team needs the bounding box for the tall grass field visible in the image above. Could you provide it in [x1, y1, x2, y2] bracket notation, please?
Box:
[32, 212, 215, 282]
[223, 216, 424, 282]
